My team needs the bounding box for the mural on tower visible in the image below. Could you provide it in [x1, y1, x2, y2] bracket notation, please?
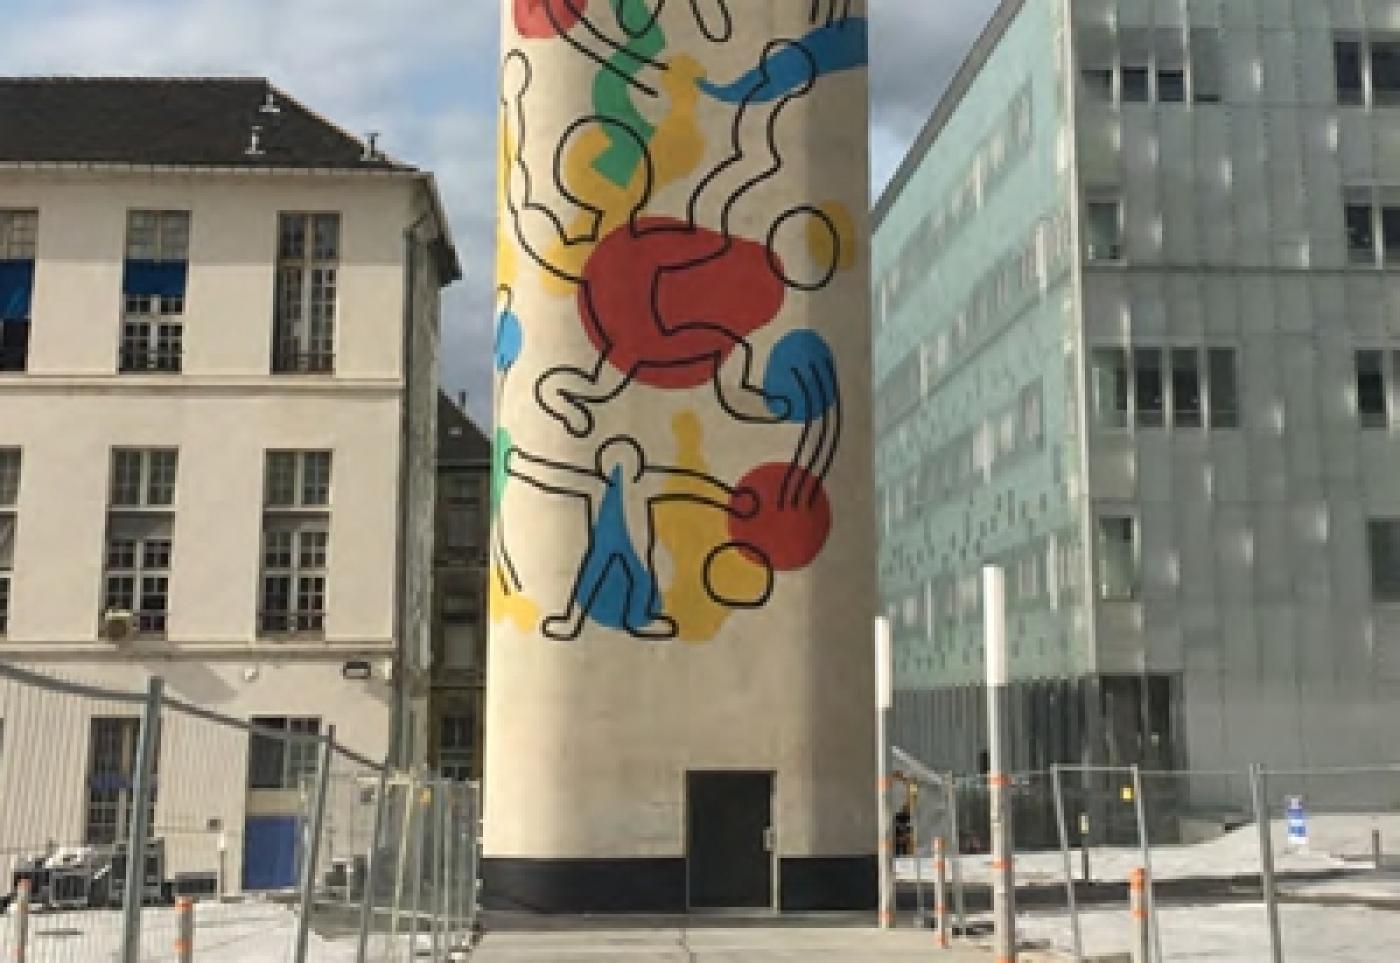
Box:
[492, 0, 869, 644]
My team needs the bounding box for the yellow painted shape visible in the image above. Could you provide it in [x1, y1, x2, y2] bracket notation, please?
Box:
[812, 200, 858, 272]
[540, 55, 707, 298]
[490, 565, 540, 632]
[657, 412, 764, 642]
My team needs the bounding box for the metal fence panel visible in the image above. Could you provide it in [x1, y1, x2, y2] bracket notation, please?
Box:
[0, 663, 480, 963]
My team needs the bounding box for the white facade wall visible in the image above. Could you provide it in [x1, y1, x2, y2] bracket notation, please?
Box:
[0, 167, 441, 889]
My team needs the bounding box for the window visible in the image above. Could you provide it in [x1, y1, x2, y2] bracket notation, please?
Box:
[1374, 40, 1400, 105]
[1121, 66, 1150, 103]
[85, 717, 158, 845]
[104, 450, 177, 635]
[1086, 199, 1122, 262]
[1335, 35, 1400, 106]
[121, 211, 189, 373]
[265, 450, 331, 508]
[1337, 39, 1365, 105]
[247, 716, 321, 790]
[439, 711, 477, 781]
[1368, 520, 1400, 602]
[1190, 29, 1222, 103]
[0, 449, 15, 636]
[1357, 350, 1389, 428]
[103, 516, 173, 635]
[1082, 67, 1114, 100]
[1157, 68, 1186, 103]
[1097, 515, 1139, 601]
[1207, 348, 1240, 429]
[110, 449, 178, 508]
[273, 213, 339, 374]
[1092, 347, 1129, 428]
[1021, 381, 1044, 449]
[1134, 348, 1164, 427]
[0, 210, 37, 373]
[1171, 349, 1202, 428]
[260, 517, 329, 635]
[1347, 196, 1377, 264]
[261, 451, 331, 635]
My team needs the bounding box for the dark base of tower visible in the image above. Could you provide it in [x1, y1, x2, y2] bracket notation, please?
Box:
[481, 856, 877, 914]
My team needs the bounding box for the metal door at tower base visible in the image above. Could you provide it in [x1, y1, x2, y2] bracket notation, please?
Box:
[686, 770, 774, 910]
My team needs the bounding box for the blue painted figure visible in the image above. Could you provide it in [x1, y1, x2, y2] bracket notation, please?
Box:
[505, 436, 758, 641]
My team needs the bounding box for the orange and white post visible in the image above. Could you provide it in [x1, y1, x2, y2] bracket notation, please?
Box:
[933, 836, 950, 948]
[12, 877, 29, 963]
[1129, 867, 1150, 963]
[174, 897, 195, 963]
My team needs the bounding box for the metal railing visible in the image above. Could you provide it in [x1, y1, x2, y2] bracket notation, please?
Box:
[0, 662, 479, 962]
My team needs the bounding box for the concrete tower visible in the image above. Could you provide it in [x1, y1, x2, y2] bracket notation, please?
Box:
[485, 0, 875, 912]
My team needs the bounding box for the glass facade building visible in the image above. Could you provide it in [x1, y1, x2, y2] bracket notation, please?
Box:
[875, 0, 1400, 804]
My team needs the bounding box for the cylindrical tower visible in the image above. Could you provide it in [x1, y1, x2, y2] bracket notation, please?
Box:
[486, 0, 875, 912]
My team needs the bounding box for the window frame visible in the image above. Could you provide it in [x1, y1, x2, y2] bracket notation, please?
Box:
[1096, 514, 1140, 602]
[1367, 519, 1400, 603]
[272, 212, 339, 375]
[247, 716, 322, 790]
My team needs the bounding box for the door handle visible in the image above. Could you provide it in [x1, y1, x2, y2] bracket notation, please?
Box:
[763, 827, 775, 852]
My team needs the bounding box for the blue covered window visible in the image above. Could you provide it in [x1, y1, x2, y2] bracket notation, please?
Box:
[0, 210, 36, 372]
[121, 210, 189, 373]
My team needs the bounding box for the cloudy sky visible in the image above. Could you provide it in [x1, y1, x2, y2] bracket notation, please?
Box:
[2, 0, 999, 425]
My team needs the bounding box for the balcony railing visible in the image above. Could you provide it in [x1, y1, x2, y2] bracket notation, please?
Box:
[272, 343, 334, 374]
[258, 610, 326, 635]
[119, 346, 182, 373]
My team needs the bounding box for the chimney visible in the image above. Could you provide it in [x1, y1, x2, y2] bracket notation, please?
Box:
[362, 132, 381, 162]
[457, 390, 467, 411]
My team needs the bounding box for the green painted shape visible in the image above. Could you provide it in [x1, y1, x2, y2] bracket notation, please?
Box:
[492, 426, 512, 518]
[591, 0, 665, 188]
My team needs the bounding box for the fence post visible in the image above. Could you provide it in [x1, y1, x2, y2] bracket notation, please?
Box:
[1374, 828, 1384, 873]
[292, 725, 336, 963]
[946, 775, 966, 935]
[1130, 766, 1162, 963]
[933, 837, 950, 949]
[120, 675, 163, 963]
[356, 763, 392, 962]
[875, 617, 894, 929]
[407, 777, 429, 955]
[1128, 867, 1149, 963]
[174, 897, 194, 963]
[13, 877, 30, 963]
[1051, 764, 1083, 962]
[1250, 763, 1284, 963]
[434, 778, 448, 962]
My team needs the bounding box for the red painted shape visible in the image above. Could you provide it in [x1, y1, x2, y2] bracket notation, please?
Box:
[514, 0, 587, 38]
[728, 463, 832, 572]
[579, 218, 786, 389]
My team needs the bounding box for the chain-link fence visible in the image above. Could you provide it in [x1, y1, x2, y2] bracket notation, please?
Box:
[0, 662, 479, 962]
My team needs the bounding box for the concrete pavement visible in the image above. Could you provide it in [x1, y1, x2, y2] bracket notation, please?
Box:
[470, 926, 994, 961]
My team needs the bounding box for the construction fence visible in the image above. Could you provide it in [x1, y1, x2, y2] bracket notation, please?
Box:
[891, 749, 1400, 962]
[0, 662, 480, 962]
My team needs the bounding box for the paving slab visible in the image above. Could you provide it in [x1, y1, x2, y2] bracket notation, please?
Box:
[471, 926, 994, 961]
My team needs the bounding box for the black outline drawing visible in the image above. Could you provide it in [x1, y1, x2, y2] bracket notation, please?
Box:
[496, 6, 859, 640]
[501, 40, 823, 439]
[492, 284, 526, 598]
[505, 436, 760, 641]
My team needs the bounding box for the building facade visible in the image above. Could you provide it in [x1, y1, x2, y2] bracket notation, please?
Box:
[0, 77, 457, 891]
[486, 4, 877, 911]
[876, 0, 1400, 811]
[429, 393, 490, 782]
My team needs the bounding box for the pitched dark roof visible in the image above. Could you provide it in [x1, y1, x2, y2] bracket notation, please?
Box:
[0, 77, 412, 171]
[438, 392, 491, 464]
